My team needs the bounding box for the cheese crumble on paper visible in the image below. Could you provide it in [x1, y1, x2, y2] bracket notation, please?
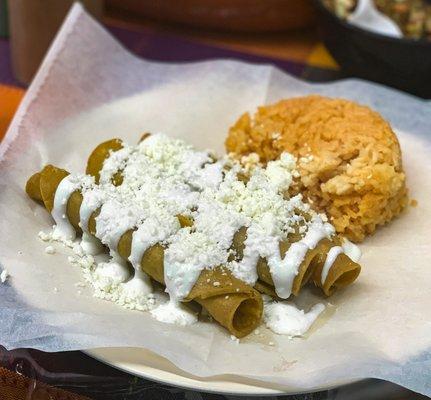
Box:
[1, 269, 9, 283]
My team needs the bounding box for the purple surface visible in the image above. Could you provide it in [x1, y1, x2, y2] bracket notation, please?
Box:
[0, 38, 19, 86]
[0, 22, 341, 87]
[107, 25, 305, 76]
[0, 24, 310, 87]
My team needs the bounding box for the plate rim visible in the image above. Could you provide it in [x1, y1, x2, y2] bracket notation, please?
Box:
[85, 347, 360, 396]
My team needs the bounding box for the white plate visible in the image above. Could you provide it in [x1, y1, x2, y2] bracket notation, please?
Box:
[86, 347, 358, 396]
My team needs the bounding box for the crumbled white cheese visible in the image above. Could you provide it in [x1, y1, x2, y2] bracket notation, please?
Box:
[41, 133, 351, 328]
[80, 232, 104, 256]
[150, 300, 197, 326]
[265, 153, 296, 192]
[240, 152, 260, 171]
[45, 245, 55, 254]
[230, 335, 240, 344]
[99, 146, 133, 185]
[38, 231, 51, 241]
[121, 270, 153, 299]
[164, 228, 228, 300]
[299, 155, 314, 164]
[0, 269, 9, 283]
[67, 250, 156, 312]
[95, 259, 130, 285]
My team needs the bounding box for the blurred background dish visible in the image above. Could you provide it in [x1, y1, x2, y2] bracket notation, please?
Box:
[105, 0, 316, 32]
[323, 0, 431, 40]
[4, 0, 431, 98]
[313, 0, 431, 97]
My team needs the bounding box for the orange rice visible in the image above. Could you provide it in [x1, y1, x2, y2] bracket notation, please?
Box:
[225, 95, 408, 242]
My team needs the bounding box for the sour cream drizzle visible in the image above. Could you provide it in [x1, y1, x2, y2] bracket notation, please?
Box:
[49, 134, 361, 328]
[264, 301, 325, 336]
[321, 246, 343, 285]
[80, 232, 104, 255]
[341, 238, 362, 263]
[95, 199, 141, 251]
[51, 174, 92, 241]
[79, 186, 105, 232]
[126, 213, 180, 296]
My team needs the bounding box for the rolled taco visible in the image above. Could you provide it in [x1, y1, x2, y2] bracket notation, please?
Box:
[26, 164, 263, 338]
[26, 133, 361, 339]
[231, 227, 361, 298]
[85, 137, 360, 300]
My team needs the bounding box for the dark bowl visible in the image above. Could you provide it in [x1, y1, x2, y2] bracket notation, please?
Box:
[313, 0, 431, 98]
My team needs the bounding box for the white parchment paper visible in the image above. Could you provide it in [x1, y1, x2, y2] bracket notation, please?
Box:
[1, 3, 431, 396]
